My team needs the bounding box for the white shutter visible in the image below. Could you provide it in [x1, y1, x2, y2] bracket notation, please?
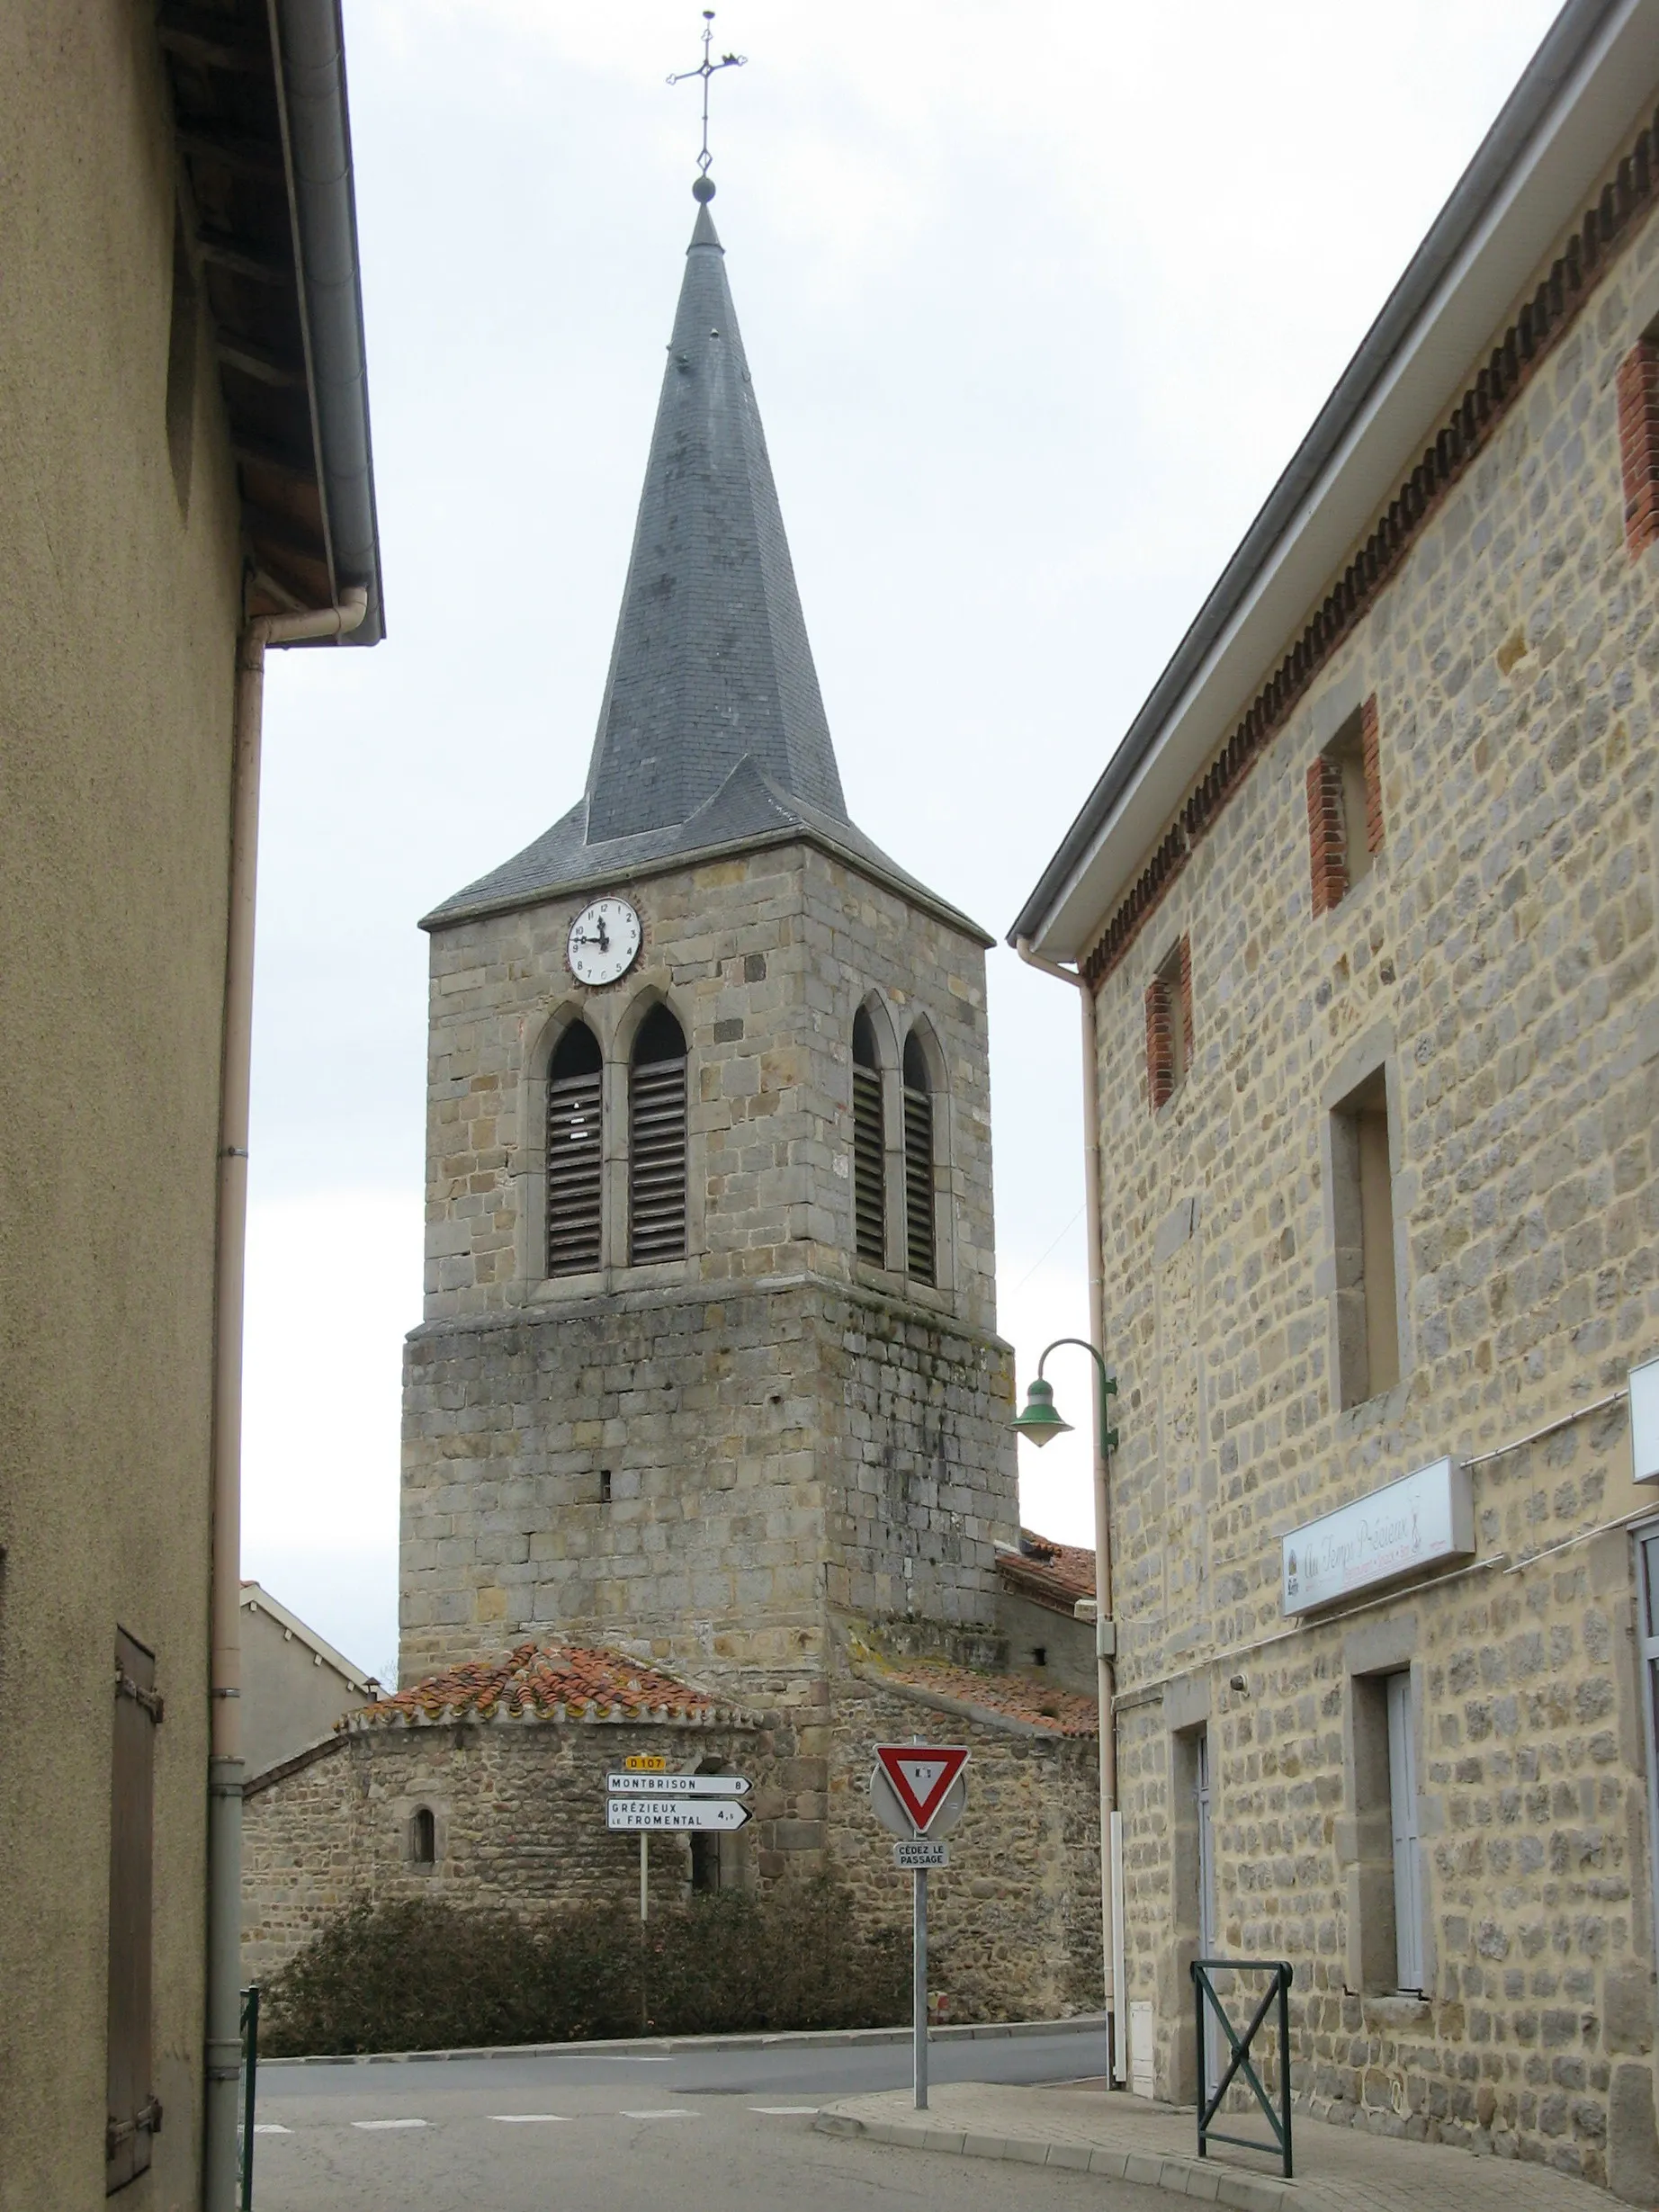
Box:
[1387, 1671, 1423, 1990]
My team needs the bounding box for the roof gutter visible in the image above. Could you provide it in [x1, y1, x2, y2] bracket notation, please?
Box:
[267, 0, 384, 643]
[1010, 0, 1646, 958]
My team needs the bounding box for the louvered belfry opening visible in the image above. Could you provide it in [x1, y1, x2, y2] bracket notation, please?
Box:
[852, 1007, 886, 1265]
[546, 1021, 604, 1276]
[629, 1005, 688, 1264]
[902, 1031, 936, 1285]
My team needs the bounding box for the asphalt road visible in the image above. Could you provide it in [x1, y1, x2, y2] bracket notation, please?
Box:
[252, 2028, 1165, 2212]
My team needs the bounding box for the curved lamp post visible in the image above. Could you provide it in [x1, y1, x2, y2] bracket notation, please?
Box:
[1011, 1336, 1122, 2082]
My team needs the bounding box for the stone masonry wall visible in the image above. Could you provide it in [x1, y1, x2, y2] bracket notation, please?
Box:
[1090, 130, 1659, 2192]
[400, 1278, 1017, 1686]
[827, 1667, 1102, 2025]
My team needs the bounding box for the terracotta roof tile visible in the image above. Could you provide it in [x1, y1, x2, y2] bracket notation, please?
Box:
[996, 1528, 1096, 1614]
[342, 1642, 746, 1732]
[862, 1652, 1098, 1738]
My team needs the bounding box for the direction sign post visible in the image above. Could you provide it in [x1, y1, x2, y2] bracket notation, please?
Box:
[872, 1744, 969, 2111]
[605, 1769, 751, 1923]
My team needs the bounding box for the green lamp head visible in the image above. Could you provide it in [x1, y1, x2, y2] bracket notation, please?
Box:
[1010, 1375, 1072, 1448]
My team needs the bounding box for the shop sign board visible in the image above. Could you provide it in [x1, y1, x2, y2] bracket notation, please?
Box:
[1281, 1457, 1473, 1615]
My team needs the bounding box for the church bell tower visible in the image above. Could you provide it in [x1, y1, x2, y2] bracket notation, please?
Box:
[399, 179, 1018, 1704]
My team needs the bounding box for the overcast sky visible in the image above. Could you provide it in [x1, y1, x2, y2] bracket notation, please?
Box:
[243, 0, 1565, 1682]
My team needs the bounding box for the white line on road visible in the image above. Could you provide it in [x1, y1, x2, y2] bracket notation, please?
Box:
[489, 2114, 570, 2123]
[352, 2118, 428, 2130]
[251, 2123, 291, 2134]
[597, 2055, 676, 2063]
[619, 2109, 696, 2119]
[749, 2106, 821, 2116]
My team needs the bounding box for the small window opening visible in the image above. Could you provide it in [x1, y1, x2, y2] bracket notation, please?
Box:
[165, 210, 197, 513]
[629, 1006, 687, 1263]
[901, 1031, 935, 1285]
[599, 1468, 613, 1505]
[1032, 1645, 1048, 1669]
[689, 1832, 720, 1893]
[1144, 936, 1192, 1110]
[852, 1008, 885, 1265]
[1307, 702, 1383, 912]
[1350, 1672, 1421, 1993]
[547, 1021, 603, 1276]
[411, 1807, 436, 1866]
[1330, 1067, 1399, 1407]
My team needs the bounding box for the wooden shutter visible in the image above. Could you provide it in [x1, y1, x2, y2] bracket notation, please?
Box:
[629, 1007, 687, 1264]
[901, 1033, 935, 1285]
[106, 1629, 162, 2192]
[852, 1010, 885, 1265]
[546, 1023, 603, 1276]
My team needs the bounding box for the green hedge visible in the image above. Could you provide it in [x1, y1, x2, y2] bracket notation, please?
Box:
[258, 1877, 908, 2055]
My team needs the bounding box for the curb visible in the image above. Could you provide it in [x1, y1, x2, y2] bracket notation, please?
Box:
[813, 2107, 1292, 2212]
[261, 2012, 1107, 2069]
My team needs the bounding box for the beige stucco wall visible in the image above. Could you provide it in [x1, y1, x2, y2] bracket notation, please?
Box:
[0, 9, 246, 2207]
[1086, 111, 1659, 2196]
[241, 1601, 375, 1779]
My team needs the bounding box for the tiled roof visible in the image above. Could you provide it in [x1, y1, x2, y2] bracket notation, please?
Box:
[858, 1652, 1098, 1739]
[996, 1529, 1096, 1615]
[342, 1641, 747, 1732]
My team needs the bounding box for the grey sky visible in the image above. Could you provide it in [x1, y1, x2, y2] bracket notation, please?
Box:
[242, 0, 1563, 1679]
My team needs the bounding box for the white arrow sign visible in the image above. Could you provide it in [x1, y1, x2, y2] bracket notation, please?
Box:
[606, 1798, 751, 1832]
[607, 1773, 750, 1796]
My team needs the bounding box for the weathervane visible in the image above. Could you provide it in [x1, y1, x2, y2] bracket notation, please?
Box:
[668, 10, 745, 200]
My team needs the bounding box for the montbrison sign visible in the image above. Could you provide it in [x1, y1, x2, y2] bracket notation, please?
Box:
[1281, 1456, 1474, 1615]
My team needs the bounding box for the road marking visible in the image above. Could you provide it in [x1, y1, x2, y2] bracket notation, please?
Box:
[251, 2123, 291, 2134]
[489, 2114, 569, 2123]
[619, 2108, 695, 2119]
[597, 2055, 676, 2063]
[352, 2118, 428, 2130]
[749, 2106, 821, 2115]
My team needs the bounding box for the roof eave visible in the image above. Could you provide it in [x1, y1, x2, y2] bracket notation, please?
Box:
[1009, 0, 1656, 961]
[420, 821, 996, 947]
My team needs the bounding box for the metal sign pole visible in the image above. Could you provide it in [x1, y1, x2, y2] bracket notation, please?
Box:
[913, 1866, 928, 2110]
[640, 1833, 648, 1922]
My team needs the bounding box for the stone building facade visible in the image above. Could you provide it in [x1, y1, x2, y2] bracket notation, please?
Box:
[239, 181, 1103, 2020]
[1013, 13, 1659, 2201]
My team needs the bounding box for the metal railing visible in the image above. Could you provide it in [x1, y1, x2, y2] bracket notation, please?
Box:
[1190, 1957, 1293, 2179]
[238, 1984, 261, 2208]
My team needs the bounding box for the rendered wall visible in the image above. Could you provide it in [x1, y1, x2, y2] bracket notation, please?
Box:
[0, 8, 246, 2208]
[1090, 120, 1659, 2193]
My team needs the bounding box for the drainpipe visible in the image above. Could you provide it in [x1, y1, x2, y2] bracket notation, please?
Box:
[1014, 936, 1120, 2078]
[205, 587, 367, 2208]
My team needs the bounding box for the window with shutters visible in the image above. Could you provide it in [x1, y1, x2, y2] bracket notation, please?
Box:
[901, 1030, 936, 1286]
[1345, 1664, 1422, 1994]
[546, 1021, 604, 1276]
[106, 1629, 162, 2192]
[629, 1004, 687, 1264]
[852, 1007, 886, 1265]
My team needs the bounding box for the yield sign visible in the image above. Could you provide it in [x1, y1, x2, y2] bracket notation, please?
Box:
[874, 1744, 969, 1834]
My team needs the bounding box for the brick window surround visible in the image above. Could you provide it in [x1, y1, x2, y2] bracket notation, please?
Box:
[1144, 935, 1193, 1111]
[1619, 336, 1659, 554]
[1307, 697, 1383, 916]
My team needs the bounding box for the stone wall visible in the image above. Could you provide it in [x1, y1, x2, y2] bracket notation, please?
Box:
[1087, 121, 1659, 2192]
[401, 1278, 1017, 1686]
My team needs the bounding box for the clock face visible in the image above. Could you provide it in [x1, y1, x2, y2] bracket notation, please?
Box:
[567, 897, 641, 988]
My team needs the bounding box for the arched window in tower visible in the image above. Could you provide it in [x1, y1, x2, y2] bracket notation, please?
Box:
[546, 1021, 604, 1276]
[852, 1007, 886, 1266]
[629, 1005, 688, 1264]
[902, 1030, 936, 1285]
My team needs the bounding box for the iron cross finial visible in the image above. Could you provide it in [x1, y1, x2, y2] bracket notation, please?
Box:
[667, 10, 746, 198]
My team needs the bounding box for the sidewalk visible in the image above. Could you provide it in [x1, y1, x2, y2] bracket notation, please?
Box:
[815, 2082, 1614, 2212]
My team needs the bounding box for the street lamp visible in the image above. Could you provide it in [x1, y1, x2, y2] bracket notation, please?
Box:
[1011, 1335, 1121, 2083]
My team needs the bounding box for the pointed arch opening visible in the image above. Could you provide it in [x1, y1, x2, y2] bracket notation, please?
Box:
[852, 1007, 886, 1266]
[901, 1028, 936, 1286]
[546, 1021, 604, 1276]
[629, 1004, 688, 1264]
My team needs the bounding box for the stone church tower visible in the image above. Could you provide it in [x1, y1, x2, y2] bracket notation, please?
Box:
[400, 186, 1018, 1715]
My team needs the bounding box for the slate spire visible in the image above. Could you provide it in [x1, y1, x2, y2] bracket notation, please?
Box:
[582, 191, 847, 842]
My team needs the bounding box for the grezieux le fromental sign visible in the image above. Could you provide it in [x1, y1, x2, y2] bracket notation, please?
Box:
[1281, 1456, 1474, 1615]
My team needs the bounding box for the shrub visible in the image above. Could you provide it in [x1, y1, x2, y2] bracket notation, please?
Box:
[259, 1876, 907, 2056]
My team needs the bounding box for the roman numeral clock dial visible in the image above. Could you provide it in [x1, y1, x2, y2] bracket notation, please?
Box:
[567, 897, 642, 988]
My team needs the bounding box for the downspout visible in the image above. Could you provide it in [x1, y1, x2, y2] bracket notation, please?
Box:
[205, 587, 367, 2208]
[1014, 936, 1120, 2077]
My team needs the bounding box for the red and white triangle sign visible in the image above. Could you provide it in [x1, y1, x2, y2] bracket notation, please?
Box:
[874, 1743, 970, 1834]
